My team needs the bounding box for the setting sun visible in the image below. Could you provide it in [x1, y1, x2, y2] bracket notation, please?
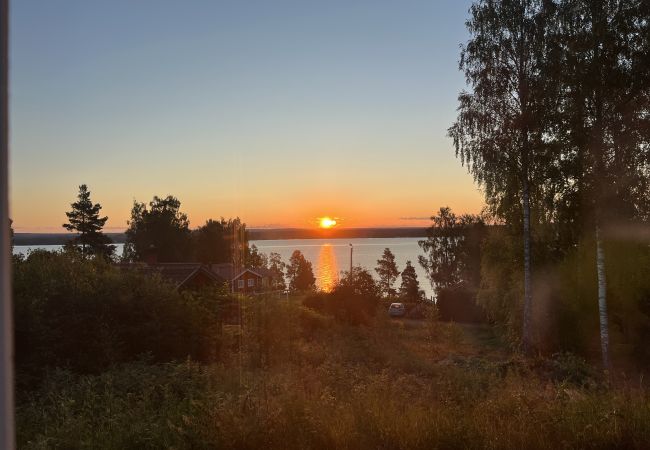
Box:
[319, 217, 337, 229]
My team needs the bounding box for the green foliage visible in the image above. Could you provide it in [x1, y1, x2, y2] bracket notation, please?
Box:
[546, 352, 598, 387]
[553, 238, 650, 366]
[478, 226, 650, 366]
[449, 1, 555, 226]
[436, 286, 486, 323]
[14, 250, 225, 389]
[17, 361, 212, 449]
[268, 252, 287, 290]
[62, 184, 115, 260]
[246, 244, 268, 269]
[476, 227, 524, 344]
[16, 302, 650, 449]
[192, 218, 235, 264]
[337, 266, 380, 299]
[123, 195, 192, 262]
[418, 207, 485, 294]
[303, 268, 380, 325]
[286, 250, 315, 292]
[375, 248, 399, 297]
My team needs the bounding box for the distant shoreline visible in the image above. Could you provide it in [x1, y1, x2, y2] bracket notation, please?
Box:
[13, 227, 429, 246]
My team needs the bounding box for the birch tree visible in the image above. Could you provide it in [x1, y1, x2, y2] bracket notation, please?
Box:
[449, 0, 555, 352]
[554, 0, 650, 370]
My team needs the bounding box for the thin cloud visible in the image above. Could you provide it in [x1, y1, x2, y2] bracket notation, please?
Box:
[399, 216, 430, 221]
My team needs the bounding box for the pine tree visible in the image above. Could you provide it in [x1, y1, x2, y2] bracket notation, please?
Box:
[399, 260, 423, 302]
[375, 248, 399, 297]
[63, 184, 114, 259]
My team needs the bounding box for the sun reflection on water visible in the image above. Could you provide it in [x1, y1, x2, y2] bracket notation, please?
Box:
[317, 244, 339, 292]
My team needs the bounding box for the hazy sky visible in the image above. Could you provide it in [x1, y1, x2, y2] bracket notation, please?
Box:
[10, 0, 483, 231]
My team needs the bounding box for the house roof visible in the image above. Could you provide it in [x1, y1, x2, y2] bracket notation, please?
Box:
[211, 263, 238, 281]
[230, 267, 278, 280]
[120, 262, 279, 286]
[120, 262, 226, 289]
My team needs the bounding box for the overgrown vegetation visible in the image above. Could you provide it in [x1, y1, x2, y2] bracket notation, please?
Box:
[14, 250, 228, 392]
[15, 256, 650, 448]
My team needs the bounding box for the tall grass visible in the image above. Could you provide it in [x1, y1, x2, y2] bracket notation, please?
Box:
[17, 297, 650, 449]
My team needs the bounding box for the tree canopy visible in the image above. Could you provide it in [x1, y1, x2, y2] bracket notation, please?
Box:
[123, 195, 192, 263]
[286, 250, 316, 292]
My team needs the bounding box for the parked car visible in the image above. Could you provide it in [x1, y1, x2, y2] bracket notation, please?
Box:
[388, 302, 406, 317]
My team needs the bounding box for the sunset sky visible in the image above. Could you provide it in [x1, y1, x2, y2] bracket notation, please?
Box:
[9, 0, 483, 232]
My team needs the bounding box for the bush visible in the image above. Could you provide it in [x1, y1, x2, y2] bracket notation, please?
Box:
[302, 268, 381, 325]
[14, 250, 226, 389]
[436, 286, 486, 323]
[303, 290, 379, 325]
[17, 361, 210, 449]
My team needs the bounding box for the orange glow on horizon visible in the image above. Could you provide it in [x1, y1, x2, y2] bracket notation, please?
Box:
[318, 217, 337, 229]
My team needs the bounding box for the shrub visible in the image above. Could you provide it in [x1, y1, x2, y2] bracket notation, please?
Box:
[302, 268, 381, 325]
[436, 286, 486, 323]
[14, 250, 226, 389]
[303, 291, 379, 326]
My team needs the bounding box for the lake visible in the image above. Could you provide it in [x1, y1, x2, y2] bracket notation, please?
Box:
[13, 237, 434, 298]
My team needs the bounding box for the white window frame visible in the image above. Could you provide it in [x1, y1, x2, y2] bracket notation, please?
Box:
[247, 278, 255, 287]
[238, 279, 244, 289]
[0, 4, 13, 446]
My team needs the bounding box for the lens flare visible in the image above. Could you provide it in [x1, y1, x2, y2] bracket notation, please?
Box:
[319, 217, 337, 229]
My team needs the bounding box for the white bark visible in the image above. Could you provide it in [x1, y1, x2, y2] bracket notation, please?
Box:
[596, 226, 610, 370]
[0, 0, 14, 445]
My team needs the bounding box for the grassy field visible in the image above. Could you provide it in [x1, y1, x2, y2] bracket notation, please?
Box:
[17, 297, 650, 449]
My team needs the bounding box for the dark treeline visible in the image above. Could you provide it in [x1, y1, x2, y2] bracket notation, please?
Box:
[13, 227, 434, 246]
[436, 0, 650, 370]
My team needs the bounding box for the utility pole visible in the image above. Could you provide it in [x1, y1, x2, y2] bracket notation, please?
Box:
[0, 0, 15, 446]
[349, 243, 353, 273]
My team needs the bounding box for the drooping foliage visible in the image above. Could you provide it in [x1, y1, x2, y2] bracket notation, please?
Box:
[450, 0, 650, 362]
[418, 207, 485, 294]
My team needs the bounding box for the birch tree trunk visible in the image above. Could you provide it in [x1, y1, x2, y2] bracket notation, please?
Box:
[596, 226, 610, 371]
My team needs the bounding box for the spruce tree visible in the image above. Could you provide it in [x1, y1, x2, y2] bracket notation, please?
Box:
[63, 184, 114, 259]
[375, 248, 399, 297]
[400, 260, 422, 302]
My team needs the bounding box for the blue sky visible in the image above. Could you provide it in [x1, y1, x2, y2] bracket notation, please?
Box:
[9, 0, 483, 231]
